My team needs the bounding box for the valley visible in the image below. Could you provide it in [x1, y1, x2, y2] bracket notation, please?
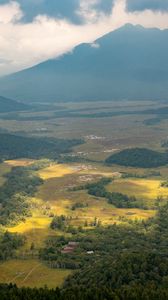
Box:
[1, 99, 168, 291]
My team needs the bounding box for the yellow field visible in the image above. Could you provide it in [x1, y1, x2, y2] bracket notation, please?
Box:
[6, 163, 156, 254]
[38, 163, 76, 180]
[37, 167, 155, 226]
[5, 163, 157, 239]
[5, 159, 35, 167]
[8, 212, 51, 235]
[7, 205, 55, 251]
[0, 259, 72, 288]
[107, 178, 168, 204]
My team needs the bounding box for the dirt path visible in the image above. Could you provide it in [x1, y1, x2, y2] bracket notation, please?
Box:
[10, 272, 24, 283]
[22, 263, 41, 283]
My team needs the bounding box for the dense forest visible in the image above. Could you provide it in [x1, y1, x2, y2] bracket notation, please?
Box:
[106, 148, 168, 168]
[1, 284, 168, 300]
[0, 133, 83, 161]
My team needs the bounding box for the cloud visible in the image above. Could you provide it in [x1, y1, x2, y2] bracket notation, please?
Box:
[77, 0, 114, 23]
[91, 42, 100, 48]
[0, 0, 80, 23]
[0, 0, 114, 24]
[127, 0, 168, 12]
[0, 0, 168, 76]
[0, 1, 23, 24]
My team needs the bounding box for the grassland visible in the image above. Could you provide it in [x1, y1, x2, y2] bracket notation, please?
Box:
[5, 161, 155, 256]
[8, 208, 53, 250]
[38, 163, 76, 180]
[0, 259, 71, 288]
[107, 178, 168, 206]
[5, 159, 35, 167]
[37, 163, 155, 222]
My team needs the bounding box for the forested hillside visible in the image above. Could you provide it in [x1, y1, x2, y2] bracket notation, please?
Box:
[0, 96, 30, 113]
[106, 148, 168, 168]
[0, 133, 83, 161]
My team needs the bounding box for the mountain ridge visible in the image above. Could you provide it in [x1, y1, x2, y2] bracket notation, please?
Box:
[0, 96, 31, 113]
[0, 24, 168, 103]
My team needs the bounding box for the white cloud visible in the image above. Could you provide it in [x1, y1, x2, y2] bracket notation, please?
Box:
[0, 0, 168, 76]
[77, 0, 110, 23]
[0, 1, 23, 24]
[91, 42, 100, 48]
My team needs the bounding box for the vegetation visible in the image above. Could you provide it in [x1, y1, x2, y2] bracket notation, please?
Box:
[121, 171, 161, 178]
[0, 96, 30, 113]
[26, 159, 52, 171]
[0, 166, 43, 225]
[1, 284, 168, 300]
[0, 259, 72, 289]
[71, 202, 88, 211]
[0, 231, 25, 261]
[106, 148, 168, 168]
[50, 215, 67, 231]
[1, 100, 168, 298]
[73, 178, 142, 208]
[0, 133, 83, 161]
[62, 203, 168, 287]
[27, 203, 168, 299]
[161, 180, 168, 187]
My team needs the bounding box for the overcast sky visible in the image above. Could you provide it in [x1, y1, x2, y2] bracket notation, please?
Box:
[0, 0, 168, 76]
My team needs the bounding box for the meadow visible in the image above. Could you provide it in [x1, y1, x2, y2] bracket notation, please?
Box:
[107, 178, 168, 206]
[0, 259, 71, 288]
[5, 160, 156, 248]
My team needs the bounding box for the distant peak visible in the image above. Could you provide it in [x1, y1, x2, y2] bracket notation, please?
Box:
[119, 23, 145, 30]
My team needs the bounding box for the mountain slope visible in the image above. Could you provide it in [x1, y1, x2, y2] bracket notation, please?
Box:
[0, 24, 168, 102]
[0, 96, 30, 113]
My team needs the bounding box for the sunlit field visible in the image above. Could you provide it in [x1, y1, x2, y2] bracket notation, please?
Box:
[5, 159, 35, 167]
[107, 178, 168, 204]
[38, 163, 76, 180]
[8, 209, 52, 250]
[5, 161, 156, 257]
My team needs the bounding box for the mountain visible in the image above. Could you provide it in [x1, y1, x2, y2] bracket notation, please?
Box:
[0, 96, 30, 113]
[0, 24, 168, 102]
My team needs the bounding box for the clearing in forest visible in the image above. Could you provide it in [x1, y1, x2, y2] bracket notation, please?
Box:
[0, 259, 71, 288]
